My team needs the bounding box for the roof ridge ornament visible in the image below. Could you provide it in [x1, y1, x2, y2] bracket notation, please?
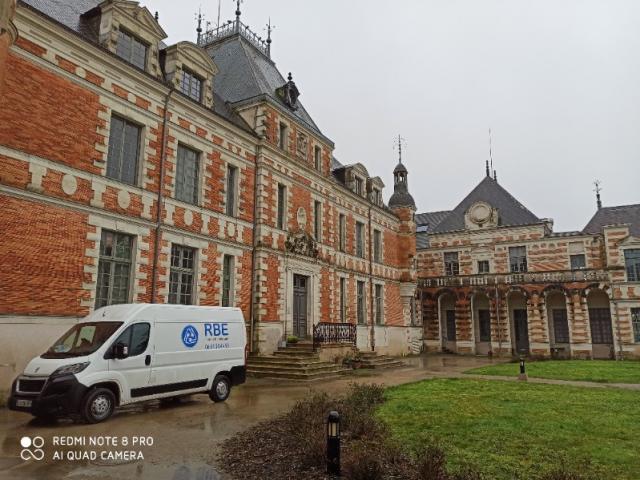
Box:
[594, 180, 603, 210]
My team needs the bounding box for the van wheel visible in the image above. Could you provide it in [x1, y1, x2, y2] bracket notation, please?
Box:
[209, 375, 231, 402]
[81, 388, 115, 423]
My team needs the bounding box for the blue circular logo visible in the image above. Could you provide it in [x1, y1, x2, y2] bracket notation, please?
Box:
[181, 325, 199, 348]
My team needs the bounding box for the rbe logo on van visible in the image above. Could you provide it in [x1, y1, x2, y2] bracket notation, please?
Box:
[181, 325, 199, 348]
[9, 304, 247, 424]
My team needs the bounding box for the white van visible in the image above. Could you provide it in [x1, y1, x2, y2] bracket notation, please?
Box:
[9, 304, 247, 423]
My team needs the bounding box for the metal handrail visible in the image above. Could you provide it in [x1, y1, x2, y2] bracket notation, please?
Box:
[313, 322, 356, 351]
[198, 20, 269, 56]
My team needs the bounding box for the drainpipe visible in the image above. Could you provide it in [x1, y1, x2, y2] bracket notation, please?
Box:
[249, 143, 262, 353]
[151, 88, 174, 303]
[368, 205, 375, 352]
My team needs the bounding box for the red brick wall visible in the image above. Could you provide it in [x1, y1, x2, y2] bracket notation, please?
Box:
[0, 195, 90, 316]
[0, 53, 102, 173]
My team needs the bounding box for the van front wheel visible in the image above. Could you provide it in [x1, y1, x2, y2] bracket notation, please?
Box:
[81, 388, 115, 423]
[209, 375, 230, 402]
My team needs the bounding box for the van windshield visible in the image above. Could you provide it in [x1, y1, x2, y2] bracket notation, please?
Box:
[42, 322, 123, 358]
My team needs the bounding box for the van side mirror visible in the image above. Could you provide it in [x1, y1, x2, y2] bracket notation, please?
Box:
[114, 343, 129, 359]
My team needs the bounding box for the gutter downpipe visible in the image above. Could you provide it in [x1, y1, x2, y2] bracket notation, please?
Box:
[249, 142, 262, 353]
[151, 88, 174, 303]
[368, 205, 375, 352]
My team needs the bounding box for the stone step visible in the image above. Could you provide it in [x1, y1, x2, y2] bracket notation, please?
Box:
[248, 356, 334, 367]
[247, 363, 346, 374]
[273, 350, 319, 359]
[358, 354, 404, 369]
[247, 368, 351, 381]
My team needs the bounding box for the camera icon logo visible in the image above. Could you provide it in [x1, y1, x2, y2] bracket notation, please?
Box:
[20, 436, 45, 461]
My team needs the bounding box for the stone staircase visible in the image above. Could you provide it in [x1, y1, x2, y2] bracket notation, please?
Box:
[247, 341, 351, 381]
[358, 351, 405, 369]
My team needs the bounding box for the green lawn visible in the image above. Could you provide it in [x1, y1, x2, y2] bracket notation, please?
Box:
[465, 360, 640, 384]
[377, 378, 640, 479]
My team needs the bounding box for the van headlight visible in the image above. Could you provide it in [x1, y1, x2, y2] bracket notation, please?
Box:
[52, 362, 90, 377]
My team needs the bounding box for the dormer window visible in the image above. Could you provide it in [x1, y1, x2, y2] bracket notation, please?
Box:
[116, 29, 148, 70]
[180, 68, 203, 102]
[372, 188, 380, 205]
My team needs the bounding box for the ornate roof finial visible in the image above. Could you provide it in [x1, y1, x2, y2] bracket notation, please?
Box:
[395, 134, 405, 164]
[154, 11, 159, 22]
[493, 169, 498, 183]
[594, 180, 603, 210]
[195, 7, 203, 44]
[488, 127, 494, 175]
[265, 17, 274, 58]
[485, 160, 490, 177]
[235, 0, 242, 22]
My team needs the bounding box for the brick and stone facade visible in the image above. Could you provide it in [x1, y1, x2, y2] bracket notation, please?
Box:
[0, 1, 419, 393]
[416, 172, 640, 360]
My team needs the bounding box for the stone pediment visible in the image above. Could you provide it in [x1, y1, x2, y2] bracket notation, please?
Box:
[111, 0, 167, 39]
[619, 235, 640, 247]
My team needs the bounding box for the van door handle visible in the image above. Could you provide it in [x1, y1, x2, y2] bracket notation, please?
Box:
[145, 355, 151, 366]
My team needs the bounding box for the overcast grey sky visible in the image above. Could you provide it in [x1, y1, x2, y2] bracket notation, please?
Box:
[148, 0, 639, 232]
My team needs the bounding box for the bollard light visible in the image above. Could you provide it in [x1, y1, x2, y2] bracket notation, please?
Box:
[326, 410, 341, 476]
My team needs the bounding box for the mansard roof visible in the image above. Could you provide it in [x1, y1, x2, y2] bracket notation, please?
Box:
[583, 204, 640, 237]
[20, 0, 101, 38]
[418, 175, 540, 235]
[204, 34, 328, 142]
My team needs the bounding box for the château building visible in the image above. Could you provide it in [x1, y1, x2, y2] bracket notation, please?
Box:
[416, 167, 640, 359]
[0, 0, 420, 391]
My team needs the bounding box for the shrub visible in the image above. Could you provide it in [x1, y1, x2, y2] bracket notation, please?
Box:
[286, 335, 299, 344]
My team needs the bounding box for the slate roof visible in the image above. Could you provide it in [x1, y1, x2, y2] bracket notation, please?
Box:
[204, 35, 328, 142]
[20, 0, 101, 38]
[583, 204, 640, 237]
[415, 210, 451, 249]
[430, 176, 540, 234]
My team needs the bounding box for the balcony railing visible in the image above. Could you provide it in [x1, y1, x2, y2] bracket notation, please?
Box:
[419, 269, 609, 288]
[313, 322, 356, 351]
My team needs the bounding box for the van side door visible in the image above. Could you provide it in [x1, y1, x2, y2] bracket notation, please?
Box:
[106, 322, 153, 399]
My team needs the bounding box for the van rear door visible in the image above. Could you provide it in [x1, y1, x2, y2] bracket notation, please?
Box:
[106, 321, 153, 398]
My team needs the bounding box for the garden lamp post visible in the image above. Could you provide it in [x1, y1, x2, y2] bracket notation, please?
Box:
[326, 410, 341, 476]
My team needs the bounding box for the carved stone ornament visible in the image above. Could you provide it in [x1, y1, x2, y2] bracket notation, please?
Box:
[296, 132, 308, 158]
[465, 201, 498, 230]
[285, 230, 319, 258]
[296, 207, 307, 229]
[276, 72, 300, 110]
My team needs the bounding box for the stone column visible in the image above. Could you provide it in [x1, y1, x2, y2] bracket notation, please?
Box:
[0, 0, 17, 95]
[568, 289, 592, 358]
[490, 289, 511, 357]
[528, 291, 551, 357]
[455, 296, 473, 354]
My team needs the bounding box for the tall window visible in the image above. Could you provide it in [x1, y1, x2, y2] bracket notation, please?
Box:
[625, 249, 640, 281]
[373, 229, 382, 263]
[357, 281, 366, 325]
[279, 123, 288, 150]
[446, 310, 456, 341]
[221, 254, 234, 307]
[509, 246, 528, 273]
[314, 146, 321, 170]
[339, 277, 346, 322]
[226, 165, 238, 217]
[552, 309, 570, 343]
[116, 30, 147, 69]
[180, 69, 202, 102]
[107, 115, 141, 185]
[314, 200, 322, 241]
[478, 260, 490, 274]
[175, 145, 199, 204]
[444, 252, 460, 276]
[632, 308, 640, 343]
[478, 310, 491, 341]
[96, 230, 133, 308]
[338, 214, 346, 252]
[355, 222, 365, 258]
[169, 245, 195, 305]
[371, 188, 381, 205]
[277, 183, 286, 229]
[374, 284, 384, 325]
[570, 254, 586, 270]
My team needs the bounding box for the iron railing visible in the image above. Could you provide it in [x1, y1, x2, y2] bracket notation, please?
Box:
[198, 20, 270, 57]
[313, 322, 356, 351]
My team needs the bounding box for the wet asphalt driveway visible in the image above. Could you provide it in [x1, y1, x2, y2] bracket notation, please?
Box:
[0, 355, 494, 480]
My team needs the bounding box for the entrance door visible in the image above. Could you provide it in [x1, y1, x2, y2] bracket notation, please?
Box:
[513, 309, 530, 355]
[293, 275, 308, 339]
[589, 308, 614, 359]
